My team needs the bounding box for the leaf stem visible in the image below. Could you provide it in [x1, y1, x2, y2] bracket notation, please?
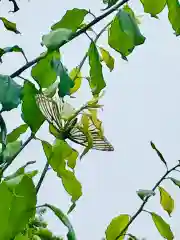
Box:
[36, 161, 49, 194]
[115, 162, 180, 239]
[10, 0, 129, 79]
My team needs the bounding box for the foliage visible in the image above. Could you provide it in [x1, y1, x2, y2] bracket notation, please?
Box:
[0, 0, 180, 240]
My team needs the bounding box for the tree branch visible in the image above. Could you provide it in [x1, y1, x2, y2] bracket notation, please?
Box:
[36, 161, 49, 194]
[115, 162, 180, 239]
[10, 0, 129, 79]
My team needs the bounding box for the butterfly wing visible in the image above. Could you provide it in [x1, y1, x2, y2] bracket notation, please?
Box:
[68, 122, 114, 151]
[35, 94, 62, 130]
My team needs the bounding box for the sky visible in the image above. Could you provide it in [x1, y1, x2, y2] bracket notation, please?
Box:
[1, 0, 180, 239]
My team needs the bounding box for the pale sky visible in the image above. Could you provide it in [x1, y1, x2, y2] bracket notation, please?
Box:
[1, 0, 180, 239]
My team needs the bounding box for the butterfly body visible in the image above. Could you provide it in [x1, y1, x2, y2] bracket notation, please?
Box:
[36, 94, 114, 152]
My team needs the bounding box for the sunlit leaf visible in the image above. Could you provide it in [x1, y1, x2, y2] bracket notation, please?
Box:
[169, 177, 180, 188]
[99, 47, 114, 71]
[105, 214, 130, 240]
[140, 0, 166, 17]
[150, 141, 167, 168]
[137, 189, 155, 200]
[31, 51, 60, 88]
[167, 0, 180, 36]
[7, 124, 28, 143]
[14, 234, 29, 240]
[151, 212, 174, 240]
[69, 68, 82, 94]
[108, 9, 145, 59]
[52, 59, 74, 97]
[0, 75, 22, 111]
[21, 81, 44, 133]
[158, 186, 174, 216]
[123, 4, 143, 24]
[0, 175, 36, 240]
[42, 28, 72, 51]
[48, 139, 81, 201]
[41, 140, 52, 159]
[0, 17, 20, 34]
[44, 204, 76, 240]
[88, 42, 106, 95]
[51, 8, 88, 32]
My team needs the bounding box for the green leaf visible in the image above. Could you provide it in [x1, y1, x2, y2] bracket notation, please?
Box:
[31, 51, 60, 88]
[52, 59, 75, 97]
[69, 68, 82, 94]
[102, 0, 119, 10]
[158, 186, 174, 216]
[4, 161, 36, 181]
[44, 204, 77, 240]
[14, 234, 29, 240]
[0, 175, 36, 240]
[41, 140, 52, 159]
[7, 124, 28, 143]
[0, 45, 26, 63]
[21, 81, 44, 133]
[0, 75, 22, 111]
[88, 42, 106, 95]
[140, 0, 166, 17]
[3, 140, 21, 158]
[51, 8, 88, 32]
[150, 141, 167, 168]
[99, 47, 114, 71]
[0, 17, 20, 34]
[0, 114, 7, 153]
[151, 212, 174, 240]
[137, 189, 155, 200]
[105, 214, 130, 240]
[167, 0, 180, 36]
[169, 177, 180, 188]
[48, 140, 81, 201]
[108, 9, 145, 58]
[42, 28, 72, 51]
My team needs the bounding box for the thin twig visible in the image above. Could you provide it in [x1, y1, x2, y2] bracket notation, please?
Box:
[36, 161, 49, 194]
[115, 162, 180, 239]
[10, 0, 129, 79]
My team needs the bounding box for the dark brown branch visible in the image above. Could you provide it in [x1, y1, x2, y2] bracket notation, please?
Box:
[10, 0, 129, 79]
[115, 162, 180, 239]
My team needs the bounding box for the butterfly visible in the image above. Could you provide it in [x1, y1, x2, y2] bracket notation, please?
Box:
[35, 94, 114, 152]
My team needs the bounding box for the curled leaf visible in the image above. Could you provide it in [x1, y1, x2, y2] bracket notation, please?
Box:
[0, 17, 20, 34]
[150, 141, 167, 168]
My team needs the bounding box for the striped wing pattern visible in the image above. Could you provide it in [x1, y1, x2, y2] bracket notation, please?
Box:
[36, 94, 114, 151]
[36, 94, 62, 130]
[68, 123, 114, 151]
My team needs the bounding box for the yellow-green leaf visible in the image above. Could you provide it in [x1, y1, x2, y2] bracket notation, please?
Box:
[158, 186, 174, 216]
[105, 214, 130, 240]
[99, 47, 114, 71]
[31, 51, 60, 88]
[140, 0, 166, 17]
[0, 17, 20, 34]
[49, 139, 81, 201]
[151, 212, 174, 240]
[51, 8, 88, 32]
[69, 68, 82, 94]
